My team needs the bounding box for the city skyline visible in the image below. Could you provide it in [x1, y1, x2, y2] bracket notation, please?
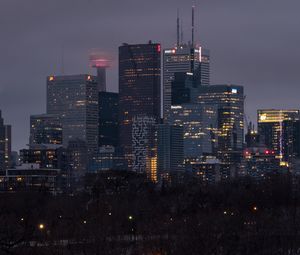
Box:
[1, 0, 300, 151]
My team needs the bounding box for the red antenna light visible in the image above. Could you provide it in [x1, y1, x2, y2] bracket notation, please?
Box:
[157, 44, 161, 53]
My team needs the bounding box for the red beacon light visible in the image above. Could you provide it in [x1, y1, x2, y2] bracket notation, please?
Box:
[244, 150, 251, 157]
[157, 44, 161, 53]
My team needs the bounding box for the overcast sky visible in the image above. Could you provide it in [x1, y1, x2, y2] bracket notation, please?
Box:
[1, 0, 300, 151]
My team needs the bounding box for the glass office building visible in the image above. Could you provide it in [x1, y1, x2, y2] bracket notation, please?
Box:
[163, 44, 210, 119]
[47, 74, 98, 154]
[119, 42, 161, 166]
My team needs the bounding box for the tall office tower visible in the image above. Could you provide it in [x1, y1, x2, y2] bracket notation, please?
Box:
[132, 115, 184, 182]
[163, 44, 210, 120]
[168, 72, 218, 163]
[157, 124, 184, 180]
[30, 114, 62, 147]
[169, 104, 218, 163]
[132, 115, 157, 180]
[4, 125, 11, 170]
[47, 74, 98, 154]
[98, 92, 119, 147]
[257, 109, 300, 164]
[198, 85, 244, 164]
[0, 111, 11, 171]
[119, 42, 161, 165]
[0, 112, 5, 170]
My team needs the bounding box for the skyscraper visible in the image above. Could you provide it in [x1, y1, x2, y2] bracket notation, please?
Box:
[157, 124, 184, 179]
[198, 85, 244, 164]
[30, 114, 62, 147]
[163, 44, 210, 119]
[119, 41, 161, 165]
[47, 74, 98, 153]
[132, 115, 157, 179]
[4, 125, 11, 170]
[0, 111, 11, 171]
[98, 92, 119, 147]
[169, 103, 218, 162]
[257, 109, 300, 164]
[168, 72, 218, 163]
[132, 115, 184, 182]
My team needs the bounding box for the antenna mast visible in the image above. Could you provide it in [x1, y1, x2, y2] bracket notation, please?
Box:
[192, 5, 195, 47]
[177, 9, 180, 47]
[181, 19, 184, 44]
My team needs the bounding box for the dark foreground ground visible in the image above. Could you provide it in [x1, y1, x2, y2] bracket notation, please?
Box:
[1, 171, 300, 255]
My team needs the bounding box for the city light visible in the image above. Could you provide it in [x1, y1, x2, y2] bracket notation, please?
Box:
[0, 3, 298, 253]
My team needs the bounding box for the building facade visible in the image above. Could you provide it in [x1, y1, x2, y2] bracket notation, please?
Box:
[169, 104, 218, 163]
[98, 92, 119, 147]
[163, 44, 210, 119]
[30, 114, 62, 146]
[197, 85, 244, 164]
[47, 74, 98, 153]
[0, 111, 11, 171]
[119, 42, 161, 166]
[157, 124, 184, 179]
[132, 116, 184, 182]
[132, 115, 157, 179]
[257, 109, 300, 164]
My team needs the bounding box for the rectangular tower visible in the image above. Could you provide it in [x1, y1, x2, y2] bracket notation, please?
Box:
[163, 44, 210, 119]
[198, 85, 244, 164]
[257, 109, 300, 164]
[0, 111, 11, 170]
[98, 91, 119, 147]
[119, 42, 161, 165]
[157, 124, 184, 179]
[47, 74, 98, 153]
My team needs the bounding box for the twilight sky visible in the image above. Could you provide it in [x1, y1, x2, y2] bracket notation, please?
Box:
[1, 0, 300, 151]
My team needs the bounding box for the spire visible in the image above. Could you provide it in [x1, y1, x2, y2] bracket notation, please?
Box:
[181, 19, 184, 44]
[192, 5, 195, 47]
[177, 9, 180, 47]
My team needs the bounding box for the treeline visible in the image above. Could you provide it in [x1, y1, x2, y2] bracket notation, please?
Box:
[1, 171, 300, 254]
